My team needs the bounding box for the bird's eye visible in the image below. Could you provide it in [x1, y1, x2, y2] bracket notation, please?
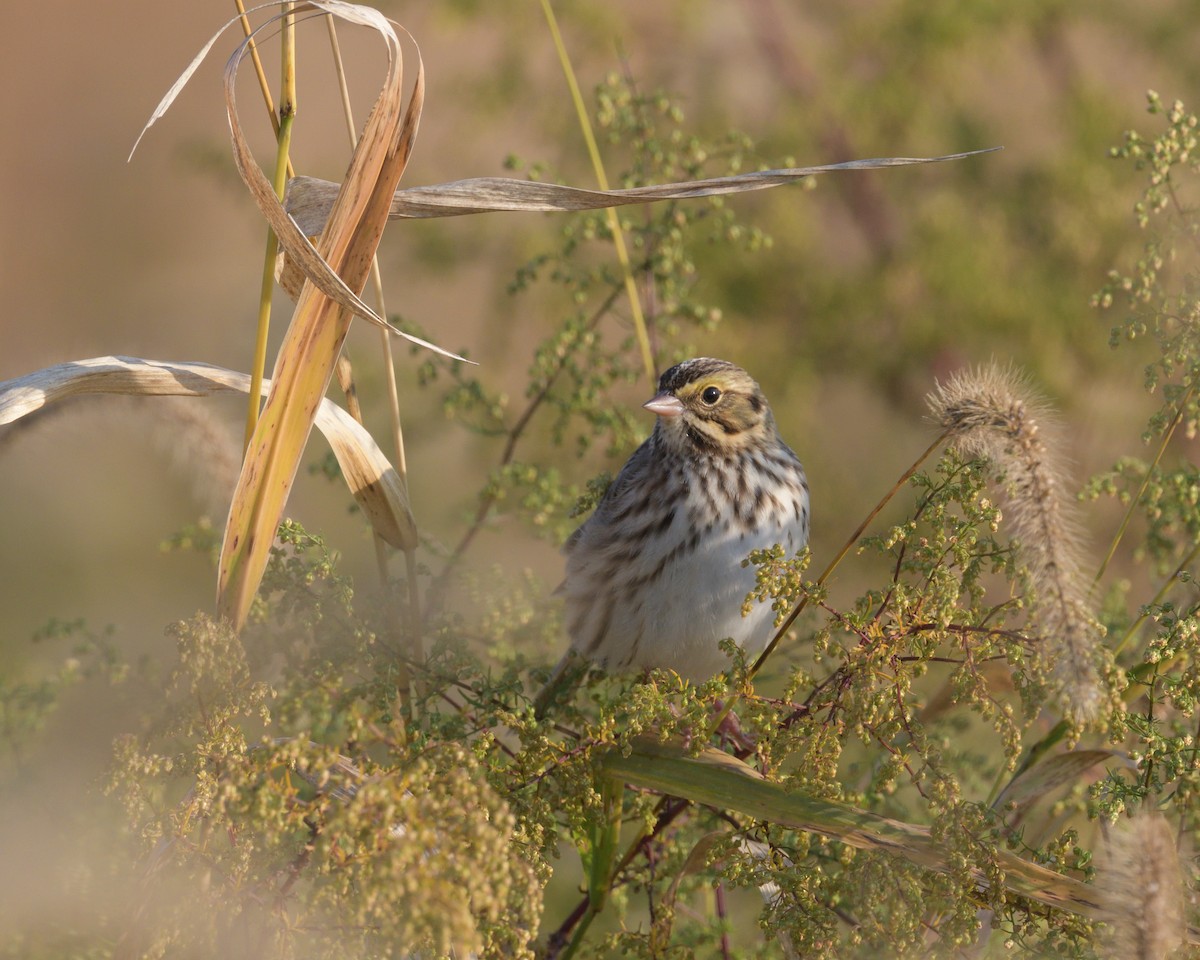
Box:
[701, 386, 722, 405]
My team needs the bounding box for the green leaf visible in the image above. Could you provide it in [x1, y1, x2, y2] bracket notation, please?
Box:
[993, 749, 1124, 820]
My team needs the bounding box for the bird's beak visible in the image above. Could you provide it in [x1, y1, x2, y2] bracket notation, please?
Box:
[643, 393, 685, 418]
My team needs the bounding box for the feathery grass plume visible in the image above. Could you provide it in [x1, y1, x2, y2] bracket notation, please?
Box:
[0, 394, 241, 519]
[926, 363, 1105, 722]
[148, 397, 242, 517]
[1097, 811, 1185, 960]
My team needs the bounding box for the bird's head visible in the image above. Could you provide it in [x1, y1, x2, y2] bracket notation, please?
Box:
[645, 357, 775, 455]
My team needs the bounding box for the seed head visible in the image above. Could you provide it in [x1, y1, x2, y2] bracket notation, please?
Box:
[927, 363, 1105, 722]
[1098, 811, 1185, 960]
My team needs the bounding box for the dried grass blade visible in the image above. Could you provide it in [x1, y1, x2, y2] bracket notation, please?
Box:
[284, 148, 1000, 232]
[0, 356, 416, 552]
[222, 6, 461, 361]
[128, 21, 231, 161]
[130, 2, 461, 361]
[219, 5, 425, 629]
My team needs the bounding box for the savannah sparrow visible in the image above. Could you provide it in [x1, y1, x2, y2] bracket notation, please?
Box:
[535, 358, 809, 715]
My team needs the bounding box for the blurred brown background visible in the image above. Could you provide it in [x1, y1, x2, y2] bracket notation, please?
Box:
[2, 0, 1198, 942]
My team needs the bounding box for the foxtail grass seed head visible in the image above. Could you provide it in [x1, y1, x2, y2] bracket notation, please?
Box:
[1098, 811, 1185, 960]
[149, 397, 242, 518]
[927, 364, 1105, 722]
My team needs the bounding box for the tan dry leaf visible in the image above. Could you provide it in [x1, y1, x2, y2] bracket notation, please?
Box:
[284, 148, 1000, 234]
[131, 2, 463, 362]
[0, 356, 417, 553]
[218, 4, 425, 629]
[992, 749, 1123, 825]
[651, 831, 727, 952]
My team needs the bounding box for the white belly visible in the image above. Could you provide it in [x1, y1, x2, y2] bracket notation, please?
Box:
[587, 510, 805, 680]
[634, 526, 796, 679]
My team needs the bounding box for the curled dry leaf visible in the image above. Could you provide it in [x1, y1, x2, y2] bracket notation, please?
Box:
[130, 1, 463, 361]
[128, 0, 447, 630]
[0, 356, 417, 553]
[221, 4, 464, 362]
[651, 832, 726, 951]
[216, 3, 429, 630]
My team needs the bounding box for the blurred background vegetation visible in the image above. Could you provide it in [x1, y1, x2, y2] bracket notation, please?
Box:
[3, 0, 1200, 952]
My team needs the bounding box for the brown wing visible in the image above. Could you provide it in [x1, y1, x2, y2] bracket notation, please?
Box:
[561, 436, 657, 558]
[554, 436, 658, 599]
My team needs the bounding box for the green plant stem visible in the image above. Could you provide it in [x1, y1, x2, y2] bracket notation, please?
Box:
[232, 0, 295, 179]
[539, 0, 656, 384]
[547, 795, 689, 956]
[244, 3, 296, 448]
[1114, 536, 1200, 657]
[559, 776, 622, 960]
[246, 232, 280, 450]
[749, 427, 952, 683]
[995, 610, 1196, 806]
[1095, 382, 1193, 583]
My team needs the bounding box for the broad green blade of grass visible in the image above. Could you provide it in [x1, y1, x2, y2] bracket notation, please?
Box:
[991, 749, 1120, 816]
[599, 740, 1169, 935]
[218, 6, 425, 629]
